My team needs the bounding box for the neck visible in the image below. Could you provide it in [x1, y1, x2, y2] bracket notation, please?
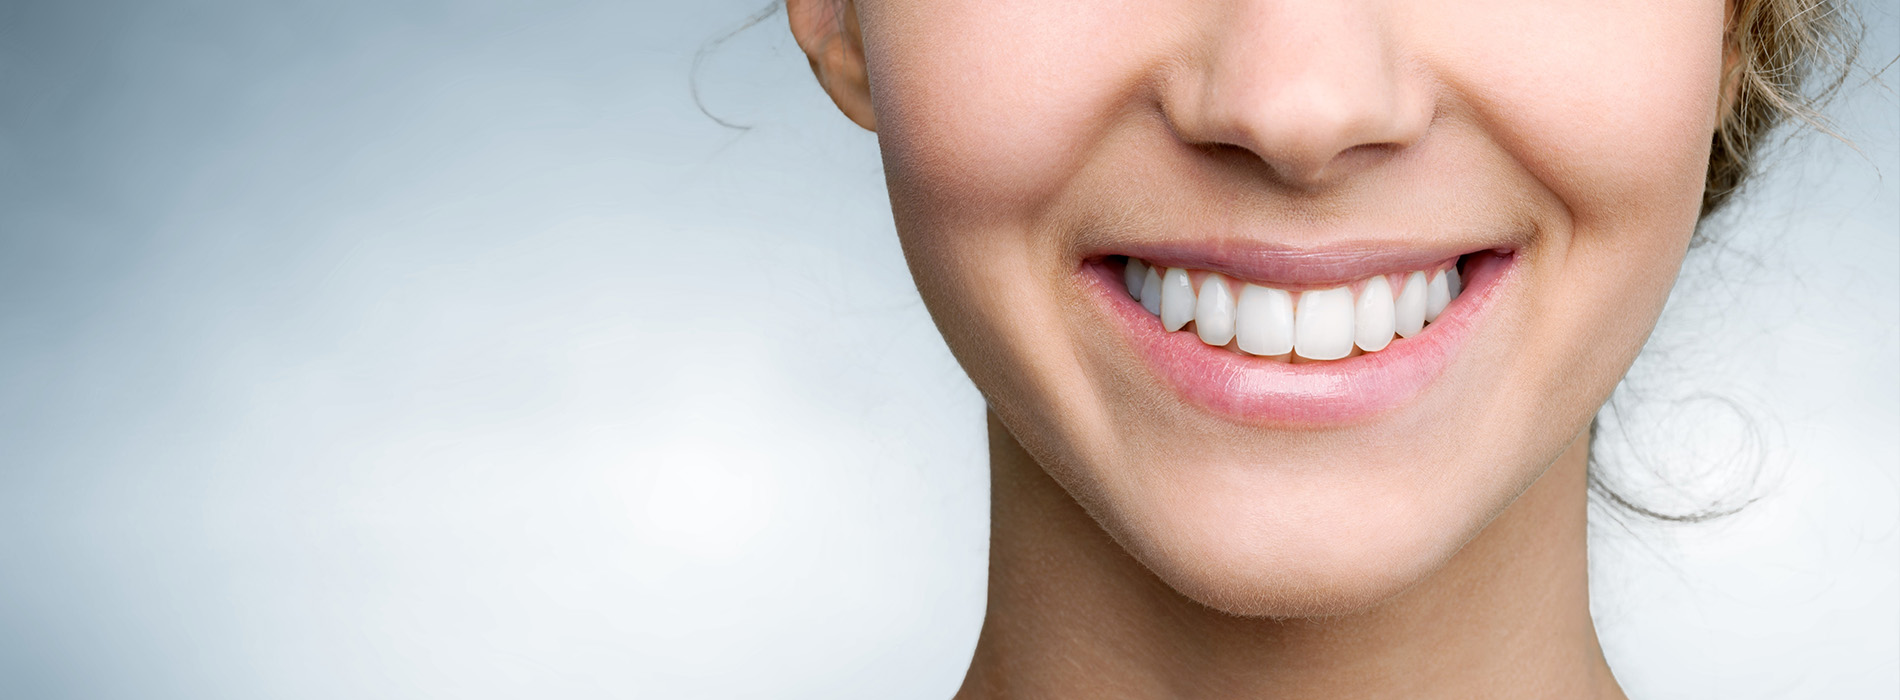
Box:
[956, 411, 1624, 699]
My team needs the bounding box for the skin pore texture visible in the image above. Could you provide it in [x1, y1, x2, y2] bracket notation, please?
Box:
[789, 0, 1732, 697]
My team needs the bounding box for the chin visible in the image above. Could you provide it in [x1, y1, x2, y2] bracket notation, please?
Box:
[1069, 447, 1509, 618]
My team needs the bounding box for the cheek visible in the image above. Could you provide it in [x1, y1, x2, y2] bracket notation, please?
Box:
[1424, 0, 1726, 234]
[855, 1, 1173, 418]
[860, 0, 1165, 226]
[1421, 0, 1727, 368]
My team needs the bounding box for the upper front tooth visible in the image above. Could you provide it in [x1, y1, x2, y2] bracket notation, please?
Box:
[1137, 261, 1455, 353]
[1195, 273, 1237, 346]
[1354, 275, 1395, 352]
[1294, 286, 1355, 360]
[1140, 266, 1164, 315]
[1425, 269, 1450, 322]
[1161, 267, 1196, 331]
[1395, 271, 1427, 338]
[1125, 258, 1149, 302]
[1235, 283, 1294, 356]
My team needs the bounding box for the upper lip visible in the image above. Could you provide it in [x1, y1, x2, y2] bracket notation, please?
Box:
[1085, 238, 1515, 289]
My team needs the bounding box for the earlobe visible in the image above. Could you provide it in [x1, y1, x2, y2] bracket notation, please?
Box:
[787, 0, 877, 131]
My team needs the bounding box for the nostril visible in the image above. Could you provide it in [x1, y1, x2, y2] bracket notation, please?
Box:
[1336, 142, 1402, 166]
[1187, 136, 1406, 190]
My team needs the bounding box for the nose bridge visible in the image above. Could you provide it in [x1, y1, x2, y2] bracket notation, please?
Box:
[1170, 0, 1430, 186]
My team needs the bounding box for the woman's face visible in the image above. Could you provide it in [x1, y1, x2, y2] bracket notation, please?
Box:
[853, 0, 1726, 614]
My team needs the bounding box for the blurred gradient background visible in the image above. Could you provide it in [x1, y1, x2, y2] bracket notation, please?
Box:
[0, 1, 1893, 698]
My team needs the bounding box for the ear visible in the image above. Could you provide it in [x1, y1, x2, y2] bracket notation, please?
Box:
[787, 0, 877, 131]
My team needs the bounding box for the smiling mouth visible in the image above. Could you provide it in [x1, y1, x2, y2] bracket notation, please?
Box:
[1086, 247, 1517, 425]
[1121, 256, 1465, 362]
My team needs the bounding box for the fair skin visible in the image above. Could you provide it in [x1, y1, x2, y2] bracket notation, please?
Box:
[790, 0, 1733, 696]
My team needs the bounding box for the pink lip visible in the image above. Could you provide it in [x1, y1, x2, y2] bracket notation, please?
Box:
[1087, 249, 1516, 426]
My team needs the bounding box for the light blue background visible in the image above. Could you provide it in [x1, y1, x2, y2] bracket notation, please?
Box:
[0, 1, 1893, 697]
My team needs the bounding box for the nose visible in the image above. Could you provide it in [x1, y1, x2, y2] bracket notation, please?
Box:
[1161, 0, 1435, 188]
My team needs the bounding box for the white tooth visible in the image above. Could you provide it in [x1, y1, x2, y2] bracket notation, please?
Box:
[1425, 270, 1450, 322]
[1354, 275, 1396, 352]
[1447, 266, 1462, 298]
[1195, 273, 1237, 346]
[1124, 258, 1149, 302]
[1140, 266, 1163, 315]
[1294, 286, 1355, 361]
[1161, 267, 1196, 332]
[1235, 283, 1294, 356]
[1395, 271, 1427, 338]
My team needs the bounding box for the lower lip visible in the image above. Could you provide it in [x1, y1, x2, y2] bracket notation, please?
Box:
[1087, 252, 1515, 426]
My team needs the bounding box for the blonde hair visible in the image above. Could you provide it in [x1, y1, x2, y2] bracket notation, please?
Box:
[1704, 0, 1862, 218]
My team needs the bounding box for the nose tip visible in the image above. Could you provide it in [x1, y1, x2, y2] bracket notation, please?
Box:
[1180, 83, 1430, 185]
[1162, 4, 1434, 189]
